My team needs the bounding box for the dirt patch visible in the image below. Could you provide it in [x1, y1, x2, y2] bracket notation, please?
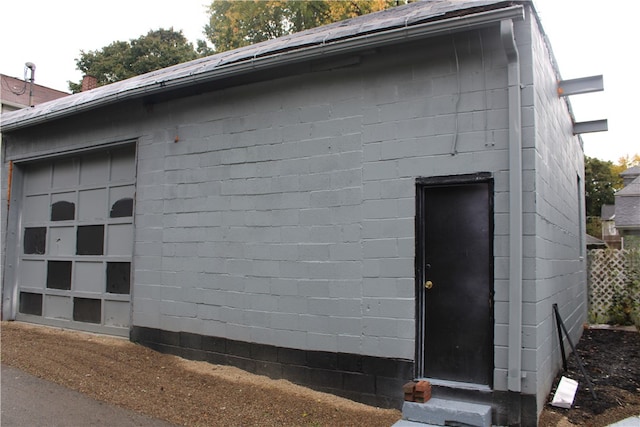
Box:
[1, 322, 401, 427]
[2, 322, 638, 426]
[539, 327, 640, 427]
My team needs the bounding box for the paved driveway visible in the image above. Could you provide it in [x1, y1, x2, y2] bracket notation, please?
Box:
[1, 364, 176, 427]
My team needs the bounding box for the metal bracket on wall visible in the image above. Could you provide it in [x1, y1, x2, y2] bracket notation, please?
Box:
[557, 75, 608, 135]
[573, 119, 608, 135]
[558, 75, 604, 96]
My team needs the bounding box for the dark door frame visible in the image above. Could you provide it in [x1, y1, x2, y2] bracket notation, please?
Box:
[414, 172, 494, 385]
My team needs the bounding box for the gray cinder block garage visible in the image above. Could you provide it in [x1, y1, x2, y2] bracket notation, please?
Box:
[1, 1, 590, 424]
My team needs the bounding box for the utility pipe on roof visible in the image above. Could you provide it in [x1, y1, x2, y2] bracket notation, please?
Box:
[500, 18, 523, 393]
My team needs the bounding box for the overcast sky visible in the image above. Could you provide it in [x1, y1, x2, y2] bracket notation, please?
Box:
[0, 0, 637, 163]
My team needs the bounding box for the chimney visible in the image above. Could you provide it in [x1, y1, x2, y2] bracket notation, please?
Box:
[81, 75, 98, 92]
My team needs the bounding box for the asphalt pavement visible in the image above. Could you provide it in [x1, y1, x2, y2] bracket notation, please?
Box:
[1, 364, 177, 427]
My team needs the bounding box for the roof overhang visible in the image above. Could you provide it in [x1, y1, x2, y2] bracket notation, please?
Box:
[1, 4, 525, 133]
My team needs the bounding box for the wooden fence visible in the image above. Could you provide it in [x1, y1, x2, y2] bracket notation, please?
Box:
[587, 249, 640, 325]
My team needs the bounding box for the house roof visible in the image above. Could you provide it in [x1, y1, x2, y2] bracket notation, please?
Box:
[620, 165, 640, 178]
[617, 175, 640, 197]
[620, 165, 640, 186]
[615, 175, 640, 229]
[0, 0, 530, 133]
[586, 234, 607, 247]
[1, 74, 69, 109]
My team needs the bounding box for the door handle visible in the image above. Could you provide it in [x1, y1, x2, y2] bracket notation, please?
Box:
[424, 280, 433, 290]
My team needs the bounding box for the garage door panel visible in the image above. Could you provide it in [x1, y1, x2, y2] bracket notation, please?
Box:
[44, 295, 72, 320]
[105, 300, 130, 327]
[24, 195, 50, 223]
[107, 224, 134, 256]
[80, 153, 110, 185]
[74, 262, 105, 293]
[78, 188, 107, 221]
[25, 163, 51, 194]
[110, 146, 136, 182]
[52, 158, 79, 188]
[20, 260, 46, 288]
[49, 227, 75, 256]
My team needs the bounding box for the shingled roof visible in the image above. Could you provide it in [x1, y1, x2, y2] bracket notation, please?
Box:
[1, 0, 530, 132]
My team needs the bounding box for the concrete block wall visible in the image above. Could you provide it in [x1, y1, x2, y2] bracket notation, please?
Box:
[131, 70, 374, 355]
[360, 29, 511, 366]
[522, 9, 587, 413]
[125, 30, 516, 364]
[1, 25, 515, 364]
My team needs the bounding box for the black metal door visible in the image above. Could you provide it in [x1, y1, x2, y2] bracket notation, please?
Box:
[415, 174, 493, 386]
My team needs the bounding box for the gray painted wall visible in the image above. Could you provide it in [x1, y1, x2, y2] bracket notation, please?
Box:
[128, 30, 515, 362]
[1, 9, 586, 416]
[525, 8, 587, 409]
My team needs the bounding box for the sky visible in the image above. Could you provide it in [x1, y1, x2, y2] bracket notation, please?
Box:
[0, 0, 637, 163]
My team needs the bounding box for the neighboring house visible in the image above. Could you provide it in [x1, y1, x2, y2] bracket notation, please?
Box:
[615, 166, 640, 248]
[1, 2, 594, 425]
[1, 74, 69, 113]
[601, 204, 621, 248]
[586, 234, 607, 249]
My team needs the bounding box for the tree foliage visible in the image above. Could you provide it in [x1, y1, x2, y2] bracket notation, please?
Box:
[584, 154, 639, 238]
[70, 28, 199, 93]
[611, 153, 640, 179]
[585, 156, 622, 218]
[204, 0, 408, 53]
[68, 2, 411, 91]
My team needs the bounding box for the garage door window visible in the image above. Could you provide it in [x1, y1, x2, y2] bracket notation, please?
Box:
[51, 200, 75, 221]
[76, 225, 105, 255]
[46, 261, 72, 290]
[24, 227, 47, 254]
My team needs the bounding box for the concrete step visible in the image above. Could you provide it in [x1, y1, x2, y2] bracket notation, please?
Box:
[392, 420, 439, 427]
[400, 398, 492, 427]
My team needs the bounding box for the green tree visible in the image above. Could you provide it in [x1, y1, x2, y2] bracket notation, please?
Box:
[585, 156, 622, 218]
[584, 154, 639, 238]
[204, 0, 408, 53]
[69, 28, 200, 93]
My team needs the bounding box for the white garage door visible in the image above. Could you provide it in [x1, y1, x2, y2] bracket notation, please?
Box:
[16, 145, 136, 336]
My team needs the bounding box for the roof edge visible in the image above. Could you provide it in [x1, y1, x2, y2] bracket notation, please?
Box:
[1, 4, 525, 133]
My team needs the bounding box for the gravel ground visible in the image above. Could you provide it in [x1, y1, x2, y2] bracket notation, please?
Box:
[2, 321, 638, 427]
[0, 321, 401, 427]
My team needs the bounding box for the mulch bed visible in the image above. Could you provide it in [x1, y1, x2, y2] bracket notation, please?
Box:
[539, 327, 640, 426]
